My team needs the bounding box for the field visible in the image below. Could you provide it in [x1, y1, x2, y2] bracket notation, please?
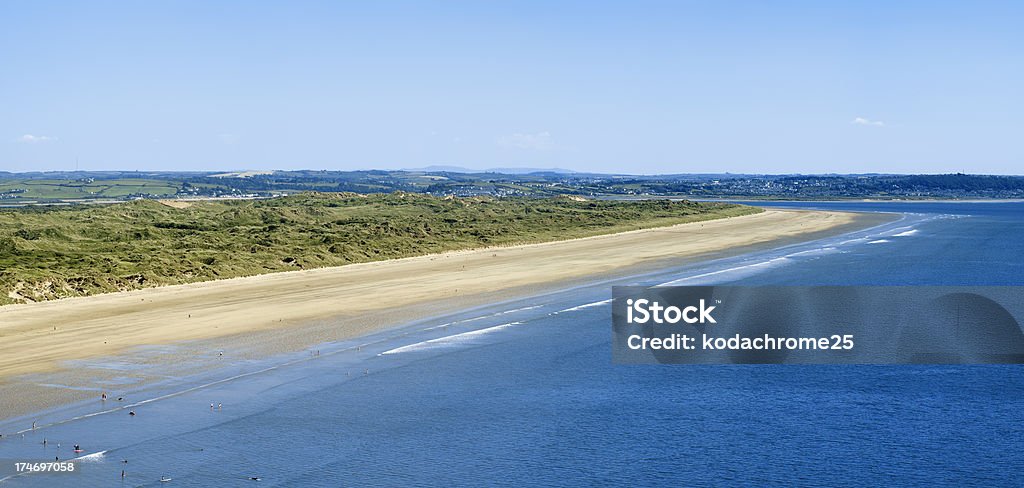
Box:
[0, 193, 758, 304]
[3, 171, 1023, 203]
[0, 178, 181, 201]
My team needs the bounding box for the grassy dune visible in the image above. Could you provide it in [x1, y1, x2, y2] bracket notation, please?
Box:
[0, 193, 759, 304]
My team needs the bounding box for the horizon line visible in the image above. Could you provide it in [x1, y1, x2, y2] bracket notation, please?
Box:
[2, 169, 1023, 178]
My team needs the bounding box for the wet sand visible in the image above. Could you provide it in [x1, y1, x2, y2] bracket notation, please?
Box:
[0, 209, 890, 420]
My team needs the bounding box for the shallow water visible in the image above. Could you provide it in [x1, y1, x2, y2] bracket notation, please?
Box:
[1, 202, 1022, 486]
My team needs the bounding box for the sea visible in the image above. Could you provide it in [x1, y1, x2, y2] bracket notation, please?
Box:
[1, 201, 1022, 487]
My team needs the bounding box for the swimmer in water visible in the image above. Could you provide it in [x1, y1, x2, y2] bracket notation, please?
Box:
[129, 410, 136, 416]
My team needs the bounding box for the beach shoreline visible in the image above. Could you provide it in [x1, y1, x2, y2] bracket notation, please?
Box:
[0, 209, 892, 421]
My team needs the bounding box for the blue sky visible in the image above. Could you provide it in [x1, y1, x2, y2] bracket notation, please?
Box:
[2, 1, 1021, 174]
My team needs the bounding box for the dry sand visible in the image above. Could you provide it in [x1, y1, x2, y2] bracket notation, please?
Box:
[0, 209, 886, 419]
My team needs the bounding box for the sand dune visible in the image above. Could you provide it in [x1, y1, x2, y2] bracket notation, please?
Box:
[0, 209, 868, 384]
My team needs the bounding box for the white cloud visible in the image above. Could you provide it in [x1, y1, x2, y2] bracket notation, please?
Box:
[851, 117, 885, 127]
[17, 134, 57, 144]
[497, 131, 553, 150]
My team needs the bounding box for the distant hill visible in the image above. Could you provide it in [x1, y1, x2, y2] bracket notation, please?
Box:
[3, 170, 1023, 203]
[406, 165, 578, 175]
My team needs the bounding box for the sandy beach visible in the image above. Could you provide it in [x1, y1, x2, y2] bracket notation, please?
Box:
[0, 209, 886, 419]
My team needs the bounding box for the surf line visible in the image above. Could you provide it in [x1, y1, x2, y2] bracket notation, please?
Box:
[552, 299, 612, 314]
[9, 337, 364, 436]
[380, 321, 523, 356]
[656, 216, 916, 287]
[9, 303, 555, 436]
[422, 305, 543, 331]
[658, 256, 791, 286]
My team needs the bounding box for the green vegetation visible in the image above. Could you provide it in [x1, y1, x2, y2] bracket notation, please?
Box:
[4, 171, 1024, 203]
[0, 193, 758, 304]
[0, 178, 180, 201]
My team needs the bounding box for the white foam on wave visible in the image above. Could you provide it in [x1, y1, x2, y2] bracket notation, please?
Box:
[651, 224, 909, 286]
[868, 239, 890, 244]
[784, 246, 839, 258]
[657, 256, 791, 286]
[421, 305, 541, 331]
[381, 322, 523, 355]
[74, 450, 107, 461]
[837, 237, 870, 246]
[892, 229, 919, 237]
[553, 299, 612, 314]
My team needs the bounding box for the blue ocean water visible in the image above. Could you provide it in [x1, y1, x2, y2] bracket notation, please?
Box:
[1, 202, 1023, 487]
